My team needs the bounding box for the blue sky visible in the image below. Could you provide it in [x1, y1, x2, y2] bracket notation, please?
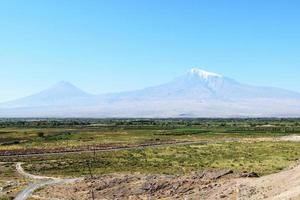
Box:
[1, 0, 300, 102]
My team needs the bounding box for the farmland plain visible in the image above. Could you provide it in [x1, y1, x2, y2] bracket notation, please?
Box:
[1, 119, 300, 199]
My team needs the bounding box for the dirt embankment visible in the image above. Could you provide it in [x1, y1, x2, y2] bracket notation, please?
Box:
[281, 135, 300, 142]
[33, 169, 242, 199]
[33, 162, 300, 200]
[211, 162, 300, 200]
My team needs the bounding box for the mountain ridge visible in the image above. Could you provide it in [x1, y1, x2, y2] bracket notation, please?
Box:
[1, 68, 300, 117]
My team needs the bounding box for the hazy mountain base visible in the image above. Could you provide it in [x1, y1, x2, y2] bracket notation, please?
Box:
[1, 98, 300, 118]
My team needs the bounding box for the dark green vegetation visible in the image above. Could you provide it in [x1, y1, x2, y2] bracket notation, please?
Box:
[1, 118, 300, 151]
[1, 118, 300, 178]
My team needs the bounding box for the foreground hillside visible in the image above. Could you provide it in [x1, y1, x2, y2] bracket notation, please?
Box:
[29, 157, 300, 200]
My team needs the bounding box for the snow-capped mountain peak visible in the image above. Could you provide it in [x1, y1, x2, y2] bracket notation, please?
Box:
[189, 68, 222, 79]
[1, 68, 300, 117]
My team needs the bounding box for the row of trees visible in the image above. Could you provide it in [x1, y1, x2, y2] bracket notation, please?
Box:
[0, 118, 300, 128]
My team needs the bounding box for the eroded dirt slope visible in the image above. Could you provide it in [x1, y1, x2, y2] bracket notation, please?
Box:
[212, 162, 300, 200]
[33, 161, 300, 200]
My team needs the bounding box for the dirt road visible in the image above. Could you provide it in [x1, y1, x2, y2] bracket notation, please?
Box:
[14, 163, 81, 200]
[1, 141, 207, 159]
[281, 135, 300, 142]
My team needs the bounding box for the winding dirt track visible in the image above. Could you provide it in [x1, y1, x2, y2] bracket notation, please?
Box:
[14, 163, 81, 200]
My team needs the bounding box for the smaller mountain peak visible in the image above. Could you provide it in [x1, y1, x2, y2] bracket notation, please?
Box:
[189, 68, 222, 79]
[55, 81, 74, 87]
[51, 81, 83, 91]
[48, 81, 87, 93]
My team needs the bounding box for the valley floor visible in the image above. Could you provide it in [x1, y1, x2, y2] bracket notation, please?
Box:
[1, 119, 300, 199]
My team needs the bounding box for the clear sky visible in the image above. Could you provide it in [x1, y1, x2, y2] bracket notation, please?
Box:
[1, 0, 300, 102]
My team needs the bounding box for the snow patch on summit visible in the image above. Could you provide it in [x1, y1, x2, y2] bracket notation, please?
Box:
[189, 68, 222, 79]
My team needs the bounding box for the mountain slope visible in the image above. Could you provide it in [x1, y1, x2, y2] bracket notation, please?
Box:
[1, 68, 300, 117]
[1, 81, 93, 108]
[102, 68, 300, 102]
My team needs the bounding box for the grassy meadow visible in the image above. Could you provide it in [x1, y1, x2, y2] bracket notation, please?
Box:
[1, 118, 300, 177]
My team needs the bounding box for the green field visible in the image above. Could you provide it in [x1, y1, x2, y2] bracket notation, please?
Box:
[1, 141, 298, 178]
[1, 118, 299, 152]
[1, 119, 300, 177]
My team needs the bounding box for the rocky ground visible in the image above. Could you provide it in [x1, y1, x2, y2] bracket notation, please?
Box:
[32, 162, 300, 200]
[32, 169, 247, 200]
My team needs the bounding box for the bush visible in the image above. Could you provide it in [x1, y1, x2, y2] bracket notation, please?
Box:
[37, 132, 44, 137]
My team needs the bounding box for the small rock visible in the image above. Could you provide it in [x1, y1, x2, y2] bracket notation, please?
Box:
[240, 172, 259, 178]
[131, 188, 144, 195]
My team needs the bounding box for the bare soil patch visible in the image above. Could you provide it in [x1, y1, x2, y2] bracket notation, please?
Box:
[281, 135, 300, 142]
[33, 161, 300, 200]
[208, 161, 300, 199]
[33, 169, 237, 200]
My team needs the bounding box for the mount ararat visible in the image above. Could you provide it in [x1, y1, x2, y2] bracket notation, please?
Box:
[1, 68, 300, 118]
